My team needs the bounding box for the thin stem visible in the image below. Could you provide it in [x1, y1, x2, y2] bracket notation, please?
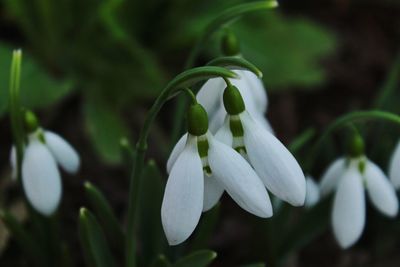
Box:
[307, 110, 400, 170]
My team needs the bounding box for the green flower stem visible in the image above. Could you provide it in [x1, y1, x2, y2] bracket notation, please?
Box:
[9, 49, 24, 181]
[308, 110, 400, 170]
[125, 67, 236, 267]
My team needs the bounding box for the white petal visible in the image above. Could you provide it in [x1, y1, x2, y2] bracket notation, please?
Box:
[332, 169, 365, 249]
[214, 117, 233, 146]
[237, 70, 268, 113]
[208, 135, 273, 218]
[44, 131, 80, 174]
[389, 141, 400, 189]
[203, 175, 224, 212]
[166, 134, 187, 174]
[364, 160, 398, 217]
[319, 158, 346, 197]
[22, 140, 62, 216]
[251, 113, 274, 134]
[10, 146, 17, 180]
[305, 176, 320, 208]
[161, 136, 204, 245]
[241, 112, 306, 206]
[196, 78, 225, 115]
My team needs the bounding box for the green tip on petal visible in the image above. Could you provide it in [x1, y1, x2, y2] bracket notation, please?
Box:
[223, 85, 245, 115]
[187, 104, 209, 136]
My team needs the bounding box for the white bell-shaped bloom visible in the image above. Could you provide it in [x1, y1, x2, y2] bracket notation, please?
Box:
[10, 146, 17, 179]
[216, 111, 306, 207]
[304, 176, 320, 208]
[163, 132, 272, 245]
[389, 141, 400, 189]
[196, 70, 269, 133]
[11, 129, 80, 216]
[321, 156, 398, 248]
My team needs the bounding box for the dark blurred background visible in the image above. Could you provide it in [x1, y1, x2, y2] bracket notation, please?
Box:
[1, 0, 400, 266]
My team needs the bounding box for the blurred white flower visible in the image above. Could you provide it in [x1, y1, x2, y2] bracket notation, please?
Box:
[163, 132, 272, 245]
[10, 129, 80, 216]
[215, 111, 306, 207]
[389, 141, 400, 189]
[304, 176, 320, 208]
[196, 70, 271, 133]
[320, 156, 398, 249]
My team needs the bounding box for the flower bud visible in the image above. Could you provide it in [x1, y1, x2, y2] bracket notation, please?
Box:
[223, 85, 245, 115]
[187, 104, 208, 136]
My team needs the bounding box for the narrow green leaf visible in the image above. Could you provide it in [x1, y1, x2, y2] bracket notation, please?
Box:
[173, 250, 217, 267]
[288, 128, 316, 155]
[151, 255, 172, 267]
[84, 182, 124, 248]
[190, 204, 220, 251]
[374, 54, 400, 108]
[0, 210, 44, 265]
[138, 160, 167, 267]
[207, 56, 262, 78]
[78, 208, 116, 267]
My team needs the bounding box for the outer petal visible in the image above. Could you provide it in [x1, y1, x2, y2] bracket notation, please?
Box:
[203, 175, 224, 212]
[389, 141, 400, 189]
[305, 176, 320, 208]
[166, 134, 187, 174]
[161, 136, 204, 245]
[196, 78, 225, 115]
[332, 169, 365, 249]
[241, 112, 306, 206]
[10, 146, 17, 180]
[238, 70, 268, 113]
[22, 140, 62, 216]
[209, 106, 226, 134]
[364, 160, 398, 217]
[44, 131, 80, 174]
[319, 158, 346, 197]
[208, 135, 273, 218]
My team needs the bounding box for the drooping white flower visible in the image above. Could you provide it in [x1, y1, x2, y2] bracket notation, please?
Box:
[320, 156, 398, 248]
[389, 141, 400, 189]
[216, 111, 306, 207]
[196, 70, 270, 133]
[163, 104, 272, 245]
[11, 129, 80, 216]
[304, 176, 320, 208]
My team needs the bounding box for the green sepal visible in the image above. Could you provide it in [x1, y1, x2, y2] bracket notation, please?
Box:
[347, 132, 365, 158]
[223, 85, 245, 115]
[229, 116, 244, 137]
[187, 104, 208, 136]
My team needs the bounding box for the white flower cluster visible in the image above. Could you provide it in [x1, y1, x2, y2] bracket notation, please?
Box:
[163, 70, 306, 245]
[10, 129, 80, 216]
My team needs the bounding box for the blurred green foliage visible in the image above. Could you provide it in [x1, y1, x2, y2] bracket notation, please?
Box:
[0, 0, 336, 163]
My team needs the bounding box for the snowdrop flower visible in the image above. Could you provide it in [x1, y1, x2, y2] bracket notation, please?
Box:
[319, 136, 398, 249]
[208, 84, 305, 208]
[389, 141, 400, 189]
[196, 69, 271, 133]
[163, 103, 272, 245]
[10, 112, 80, 216]
[304, 176, 320, 208]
